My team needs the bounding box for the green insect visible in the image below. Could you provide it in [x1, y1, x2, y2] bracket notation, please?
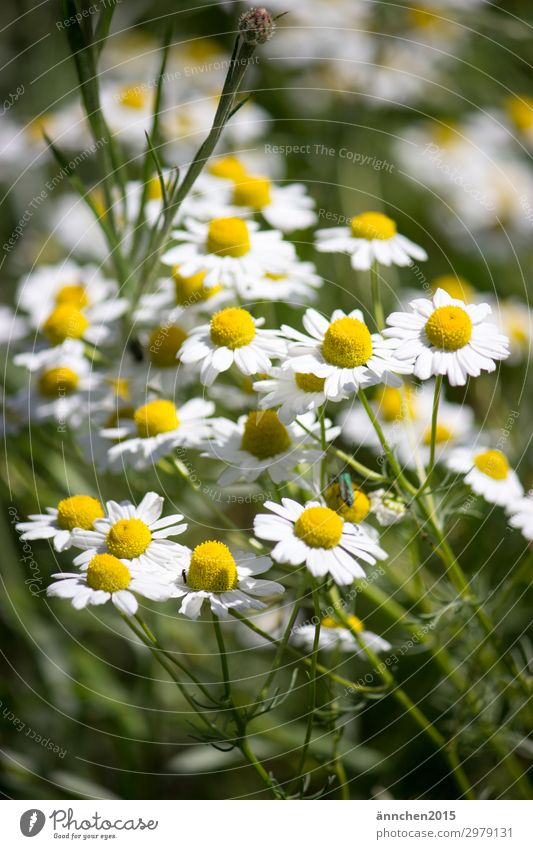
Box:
[336, 472, 354, 507]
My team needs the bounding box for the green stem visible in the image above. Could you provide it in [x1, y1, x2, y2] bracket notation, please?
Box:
[428, 375, 443, 479]
[240, 738, 285, 799]
[295, 417, 386, 483]
[370, 260, 385, 331]
[212, 614, 231, 701]
[292, 581, 321, 791]
[358, 389, 416, 493]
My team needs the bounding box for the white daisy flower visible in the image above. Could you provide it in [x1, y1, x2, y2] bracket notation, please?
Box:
[254, 498, 387, 585]
[101, 397, 215, 471]
[47, 555, 176, 616]
[134, 268, 231, 327]
[445, 447, 524, 507]
[253, 367, 327, 424]
[174, 541, 284, 619]
[11, 339, 99, 427]
[16, 262, 127, 344]
[70, 491, 187, 574]
[16, 494, 105, 552]
[100, 81, 155, 149]
[205, 410, 339, 486]
[395, 393, 475, 468]
[238, 259, 322, 303]
[315, 211, 428, 270]
[292, 613, 391, 655]
[179, 306, 286, 386]
[384, 288, 510, 386]
[281, 308, 414, 400]
[160, 216, 295, 290]
[508, 494, 533, 540]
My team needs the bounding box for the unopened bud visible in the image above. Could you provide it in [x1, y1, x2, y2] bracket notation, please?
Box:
[239, 7, 275, 45]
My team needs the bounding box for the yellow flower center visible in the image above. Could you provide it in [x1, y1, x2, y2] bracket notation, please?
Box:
[210, 307, 256, 349]
[325, 482, 371, 524]
[206, 217, 251, 257]
[173, 267, 222, 305]
[134, 400, 180, 437]
[294, 506, 343, 549]
[38, 367, 79, 397]
[57, 495, 104, 530]
[240, 410, 291, 459]
[148, 325, 187, 368]
[146, 175, 168, 200]
[265, 272, 288, 282]
[322, 317, 372, 367]
[295, 372, 326, 393]
[118, 85, 148, 109]
[425, 306, 473, 351]
[375, 386, 415, 422]
[233, 175, 272, 209]
[431, 275, 474, 304]
[107, 377, 130, 402]
[186, 540, 238, 592]
[42, 304, 89, 345]
[423, 423, 453, 445]
[350, 211, 397, 241]
[474, 449, 509, 481]
[106, 518, 152, 559]
[207, 155, 248, 181]
[322, 613, 364, 632]
[55, 284, 89, 308]
[505, 95, 533, 131]
[86, 553, 131, 592]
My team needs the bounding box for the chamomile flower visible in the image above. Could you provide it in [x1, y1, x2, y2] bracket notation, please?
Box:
[254, 498, 387, 585]
[281, 308, 413, 400]
[101, 397, 215, 471]
[508, 494, 533, 540]
[16, 494, 105, 552]
[47, 555, 176, 615]
[179, 306, 286, 386]
[292, 614, 391, 655]
[445, 447, 523, 507]
[384, 288, 510, 386]
[253, 366, 327, 424]
[395, 392, 474, 468]
[11, 340, 99, 427]
[315, 211, 427, 270]
[70, 492, 187, 573]
[206, 410, 338, 486]
[239, 259, 322, 303]
[161, 216, 295, 290]
[174, 542, 284, 619]
[210, 173, 317, 233]
[338, 384, 418, 451]
[100, 81, 155, 149]
[134, 267, 231, 327]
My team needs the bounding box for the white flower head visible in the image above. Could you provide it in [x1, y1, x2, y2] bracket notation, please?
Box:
[241, 259, 322, 303]
[384, 288, 510, 386]
[101, 397, 214, 471]
[281, 307, 414, 400]
[174, 542, 284, 619]
[205, 410, 339, 486]
[48, 556, 176, 616]
[253, 367, 327, 424]
[446, 447, 523, 507]
[16, 493, 105, 552]
[292, 613, 391, 655]
[315, 210, 427, 270]
[508, 494, 533, 540]
[179, 306, 286, 386]
[161, 216, 295, 291]
[254, 498, 387, 585]
[70, 491, 187, 573]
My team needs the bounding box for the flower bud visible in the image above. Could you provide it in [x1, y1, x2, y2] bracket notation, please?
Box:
[239, 7, 275, 45]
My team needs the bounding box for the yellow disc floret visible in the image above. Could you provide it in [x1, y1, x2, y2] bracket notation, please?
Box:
[474, 449, 509, 480]
[210, 307, 256, 349]
[325, 482, 371, 524]
[431, 275, 473, 303]
[38, 367, 79, 397]
[422, 423, 453, 445]
[134, 400, 180, 437]
[173, 267, 221, 305]
[206, 217, 251, 257]
[295, 372, 326, 392]
[57, 495, 104, 530]
[208, 155, 248, 181]
[55, 284, 89, 308]
[118, 85, 148, 109]
[375, 386, 415, 422]
[322, 317, 373, 367]
[425, 306, 473, 351]
[86, 553, 131, 592]
[148, 325, 187, 368]
[186, 540, 238, 592]
[233, 175, 272, 209]
[505, 95, 533, 132]
[322, 613, 364, 632]
[106, 518, 152, 559]
[43, 304, 89, 345]
[294, 506, 343, 549]
[240, 410, 291, 459]
[350, 211, 397, 241]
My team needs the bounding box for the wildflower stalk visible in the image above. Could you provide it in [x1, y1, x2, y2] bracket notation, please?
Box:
[291, 580, 321, 792]
[427, 374, 443, 479]
[370, 260, 385, 330]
